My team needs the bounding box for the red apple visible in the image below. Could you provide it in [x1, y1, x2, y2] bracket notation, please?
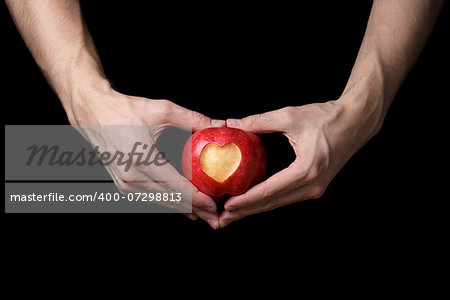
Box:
[182, 127, 267, 198]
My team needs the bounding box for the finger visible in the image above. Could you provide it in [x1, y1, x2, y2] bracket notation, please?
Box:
[223, 161, 305, 212]
[219, 209, 242, 228]
[192, 206, 220, 230]
[161, 101, 226, 131]
[221, 186, 299, 226]
[220, 182, 321, 228]
[210, 119, 227, 129]
[127, 153, 217, 213]
[226, 108, 288, 133]
[192, 187, 217, 213]
[183, 213, 199, 221]
[118, 167, 218, 214]
[184, 176, 219, 229]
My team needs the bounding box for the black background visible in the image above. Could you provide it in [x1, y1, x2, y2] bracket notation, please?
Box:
[3, 1, 449, 263]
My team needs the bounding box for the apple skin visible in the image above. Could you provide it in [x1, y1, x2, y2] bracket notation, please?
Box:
[182, 127, 267, 198]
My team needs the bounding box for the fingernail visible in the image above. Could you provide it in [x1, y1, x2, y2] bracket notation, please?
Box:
[211, 119, 226, 127]
[207, 218, 219, 230]
[226, 119, 242, 128]
[224, 204, 237, 211]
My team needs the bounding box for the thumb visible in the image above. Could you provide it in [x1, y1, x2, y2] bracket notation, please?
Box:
[164, 102, 225, 131]
[226, 109, 285, 133]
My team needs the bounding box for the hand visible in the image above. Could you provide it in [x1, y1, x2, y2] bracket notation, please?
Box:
[220, 98, 383, 227]
[7, 0, 443, 230]
[70, 82, 223, 228]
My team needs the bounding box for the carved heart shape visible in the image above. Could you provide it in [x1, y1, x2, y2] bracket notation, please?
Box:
[200, 143, 242, 182]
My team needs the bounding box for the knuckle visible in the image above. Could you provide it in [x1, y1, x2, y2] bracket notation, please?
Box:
[154, 100, 174, 119]
[115, 179, 130, 194]
[191, 111, 209, 126]
[157, 99, 173, 110]
[304, 167, 321, 184]
[300, 156, 328, 184]
[308, 184, 326, 199]
[118, 170, 138, 184]
[244, 114, 262, 129]
[281, 106, 297, 119]
[295, 167, 308, 181]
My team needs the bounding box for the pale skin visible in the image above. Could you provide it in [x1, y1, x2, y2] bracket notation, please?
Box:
[6, 0, 445, 228]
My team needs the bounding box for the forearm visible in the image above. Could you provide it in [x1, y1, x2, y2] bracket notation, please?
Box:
[6, 0, 108, 117]
[339, 0, 445, 134]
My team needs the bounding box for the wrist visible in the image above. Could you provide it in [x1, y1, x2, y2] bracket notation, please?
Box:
[63, 75, 113, 125]
[61, 69, 114, 125]
[44, 44, 110, 117]
[335, 86, 387, 140]
[337, 66, 393, 139]
[51, 59, 114, 125]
